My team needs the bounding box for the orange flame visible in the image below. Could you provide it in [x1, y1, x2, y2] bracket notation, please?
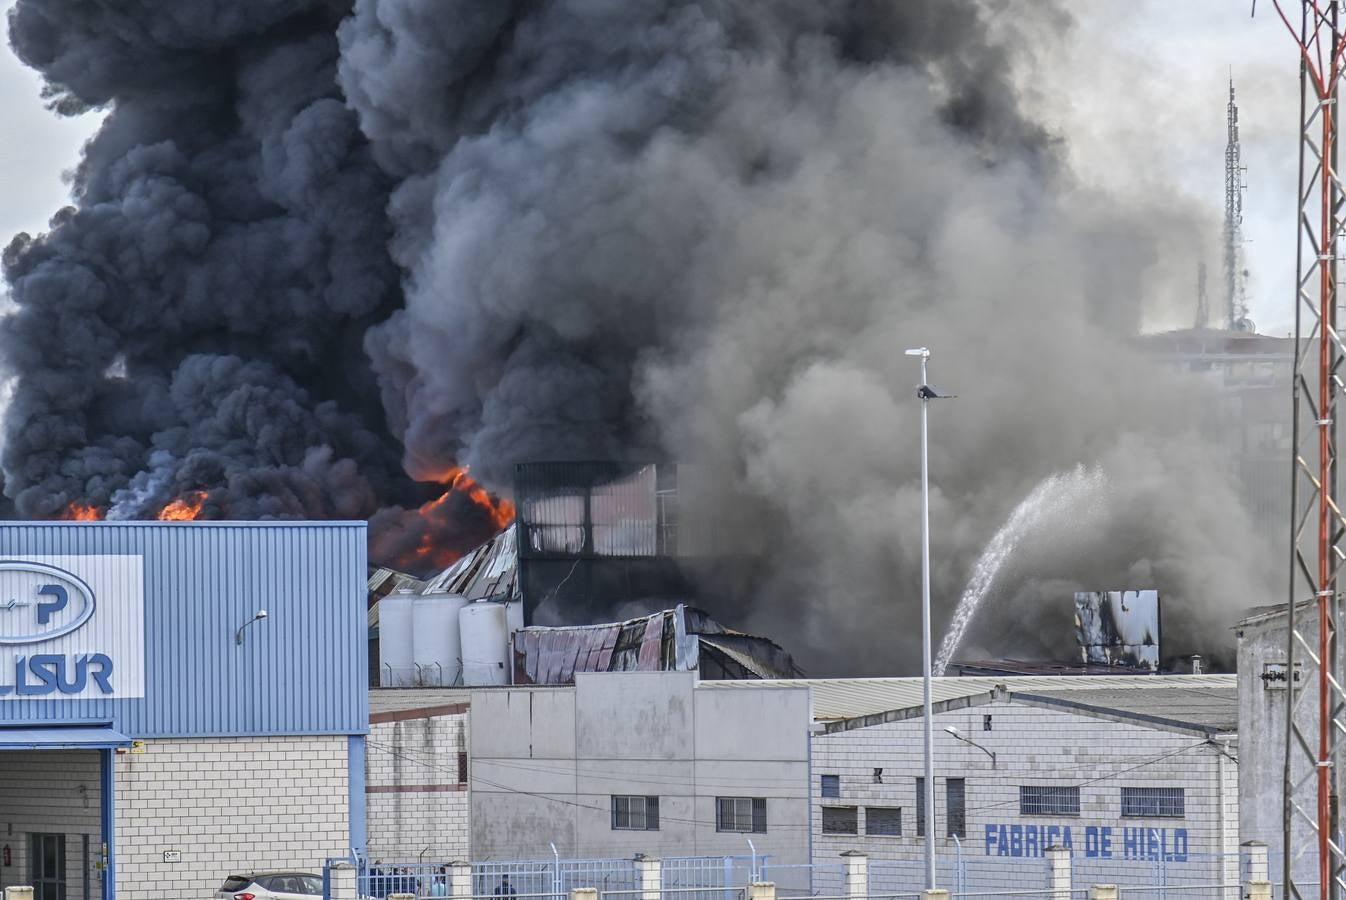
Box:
[59, 502, 103, 521]
[157, 491, 207, 521]
[396, 466, 515, 572]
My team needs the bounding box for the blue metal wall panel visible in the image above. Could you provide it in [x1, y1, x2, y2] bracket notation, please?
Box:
[0, 522, 367, 737]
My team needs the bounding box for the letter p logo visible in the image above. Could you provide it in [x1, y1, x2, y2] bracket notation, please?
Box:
[36, 585, 67, 625]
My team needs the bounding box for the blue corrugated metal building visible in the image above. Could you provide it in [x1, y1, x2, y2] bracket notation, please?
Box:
[0, 522, 368, 899]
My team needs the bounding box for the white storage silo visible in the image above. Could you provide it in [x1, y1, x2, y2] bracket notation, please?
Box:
[504, 598, 525, 637]
[378, 588, 417, 686]
[459, 601, 510, 686]
[412, 592, 469, 686]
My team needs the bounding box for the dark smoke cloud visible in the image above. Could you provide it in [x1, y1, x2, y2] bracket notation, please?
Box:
[2, 0, 409, 522]
[4, 0, 1274, 672]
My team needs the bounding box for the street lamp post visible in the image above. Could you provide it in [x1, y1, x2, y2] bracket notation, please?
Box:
[945, 726, 997, 768]
[904, 346, 941, 890]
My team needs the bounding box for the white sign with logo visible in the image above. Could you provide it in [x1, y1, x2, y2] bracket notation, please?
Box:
[0, 556, 144, 699]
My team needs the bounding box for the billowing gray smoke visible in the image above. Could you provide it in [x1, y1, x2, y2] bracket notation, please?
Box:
[3, 0, 1275, 673]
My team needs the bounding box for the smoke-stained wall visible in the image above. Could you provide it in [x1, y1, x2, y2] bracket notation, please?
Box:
[3, 0, 1274, 674]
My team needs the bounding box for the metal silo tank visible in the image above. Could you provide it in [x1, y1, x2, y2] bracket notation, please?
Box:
[459, 601, 510, 686]
[412, 592, 469, 686]
[378, 588, 417, 686]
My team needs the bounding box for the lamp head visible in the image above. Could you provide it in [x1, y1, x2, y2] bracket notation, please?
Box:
[904, 347, 930, 358]
[255, 609, 268, 620]
[944, 726, 960, 736]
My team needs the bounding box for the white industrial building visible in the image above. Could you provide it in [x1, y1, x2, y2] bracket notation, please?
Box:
[469, 672, 810, 865]
[363, 672, 811, 877]
[1236, 602, 1315, 887]
[365, 689, 471, 865]
[705, 675, 1239, 892]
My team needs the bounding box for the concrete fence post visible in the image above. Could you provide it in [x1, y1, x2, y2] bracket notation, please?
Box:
[450, 861, 473, 899]
[636, 854, 662, 900]
[841, 850, 868, 900]
[1241, 841, 1269, 885]
[1045, 846, 1071, 900]
[570, 888, 599, 900]
[327, 862, 356, 900]
[748, 882, 776, 900]
[1088, 886, 1119, 900]
[920, 890, 949, 900]
[1244, 881, 1273, 900]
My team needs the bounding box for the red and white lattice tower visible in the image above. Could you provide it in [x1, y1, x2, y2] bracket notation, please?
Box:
[1274, 2, 1346, 898]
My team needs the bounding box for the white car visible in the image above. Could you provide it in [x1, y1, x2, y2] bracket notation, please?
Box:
[216, 872, 324, 899]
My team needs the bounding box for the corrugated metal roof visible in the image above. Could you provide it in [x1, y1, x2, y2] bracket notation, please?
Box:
[511, 605, 800, 684]
[422, 524, 518, 600]
[698, 674, 1236, 721]
[1023, 686, 1236, 730]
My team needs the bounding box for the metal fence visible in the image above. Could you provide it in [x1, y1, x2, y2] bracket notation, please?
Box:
[348, 854, 763, 900]
[329, 847, 1260, 900]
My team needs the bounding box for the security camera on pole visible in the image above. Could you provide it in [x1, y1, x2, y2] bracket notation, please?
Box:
[904, 346, 955, 891]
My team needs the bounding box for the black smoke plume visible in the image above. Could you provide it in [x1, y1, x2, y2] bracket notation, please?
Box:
[3, 0, 1274, 673]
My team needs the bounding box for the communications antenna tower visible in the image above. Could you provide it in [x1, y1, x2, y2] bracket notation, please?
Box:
[1225, 78, 1250, 330]
[1271, 2, 1346, 898]
[1196, 261, 1210, 329]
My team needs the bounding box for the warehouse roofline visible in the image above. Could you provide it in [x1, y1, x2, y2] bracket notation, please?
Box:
[700, 673, 1236, 721]
[820, 686, 1236, 738]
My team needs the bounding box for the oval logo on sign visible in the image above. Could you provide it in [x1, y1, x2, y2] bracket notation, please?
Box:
[0, 561, 96, 645]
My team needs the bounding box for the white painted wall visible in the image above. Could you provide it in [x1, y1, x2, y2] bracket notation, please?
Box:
[113, 735, 350, 899]
[469, 673, 811, 868]
[811, 698, 1239, 893]
[1236, 609, 1315, 886]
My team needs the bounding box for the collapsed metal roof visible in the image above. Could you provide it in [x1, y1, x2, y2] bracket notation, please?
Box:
[422, 523, 519, 601]
[368, 524, 518, 630]
[511, 604, 802, 685]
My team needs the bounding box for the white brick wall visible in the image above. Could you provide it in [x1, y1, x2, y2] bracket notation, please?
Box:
[366, 711, 470, 864]
[0, 749, 101, 898]
[113, 735, 350, 899]
[811, 699, 1239, 890]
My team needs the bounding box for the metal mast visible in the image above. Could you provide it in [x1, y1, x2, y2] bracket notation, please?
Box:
[1271, 3, 1346, 899]
[1196, 261, 1210, 329]
[1224, 78, 1249, 330]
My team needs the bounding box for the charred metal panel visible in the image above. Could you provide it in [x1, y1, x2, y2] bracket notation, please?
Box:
[1074, 590, 1161, 671]
[510, 605, 799, 684]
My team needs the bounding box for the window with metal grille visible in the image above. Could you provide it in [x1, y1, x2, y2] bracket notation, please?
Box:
[821, 774, 840, 798]
[1019, 785, 1081, 816]
[821, 806, 858, 834]
[716, 797, 767, 833]
[866, 807, 902, 836]
[1121, 787, 1185, 818]
[611, 795, 660, 831]
[916, 777, 927, 837]
[946, 778, 966, 837]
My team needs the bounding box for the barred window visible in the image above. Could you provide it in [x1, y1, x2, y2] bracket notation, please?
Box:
[821, 806, 858, 835]
[821, 774, 840, 798]
[611, 795, 659, 831]
[866, 807, 902, 836]
[1121, 787, 1185, 818]
[946, 778, 966, 838]
[717, 797, 767, 833]
[1020, 785, 1081, 816]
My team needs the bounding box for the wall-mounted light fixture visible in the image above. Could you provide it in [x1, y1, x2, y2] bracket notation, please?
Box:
[235, 609, 268, 646]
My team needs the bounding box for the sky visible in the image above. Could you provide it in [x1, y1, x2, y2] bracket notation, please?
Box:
[0, 1, 1305, 336]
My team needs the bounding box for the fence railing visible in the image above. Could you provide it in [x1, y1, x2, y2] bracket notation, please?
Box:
[324, 843, 1274, 900]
